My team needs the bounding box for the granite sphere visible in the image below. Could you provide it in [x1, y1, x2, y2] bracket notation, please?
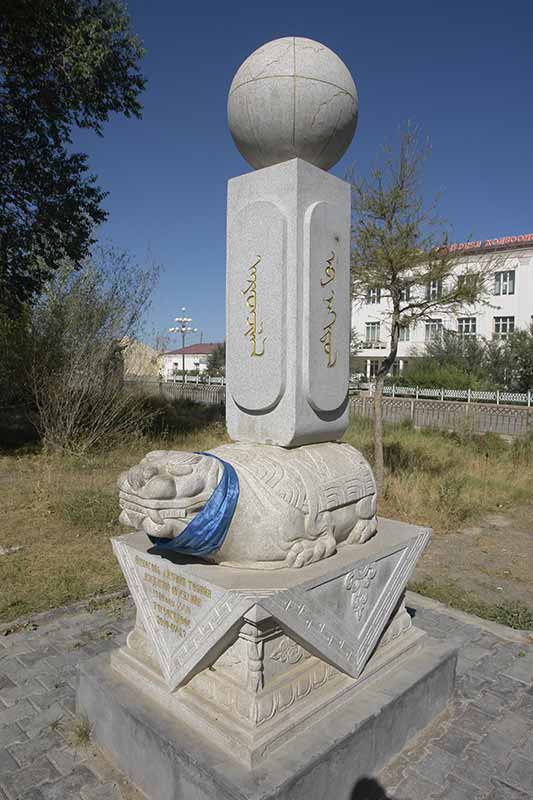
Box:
[228, 37, 358, 171]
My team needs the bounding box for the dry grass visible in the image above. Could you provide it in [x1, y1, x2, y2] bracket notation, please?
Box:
[0, 423, 228, 621]
[344, 417, 533, 533]
[2, 412, 533, 627]
[70, 715, 92, 746]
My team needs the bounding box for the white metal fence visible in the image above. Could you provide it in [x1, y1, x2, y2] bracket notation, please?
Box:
[163, 374, 226, 385]
[126, 378, 225, 406]
[160, 376, 532, 406]
[359, 383, 532, 407]
[127, 379, 533, 435]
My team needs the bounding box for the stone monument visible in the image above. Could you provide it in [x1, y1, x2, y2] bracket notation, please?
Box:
[77, 36, 457, 800]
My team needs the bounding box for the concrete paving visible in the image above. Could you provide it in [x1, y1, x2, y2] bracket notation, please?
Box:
[0, 593, 531, 800]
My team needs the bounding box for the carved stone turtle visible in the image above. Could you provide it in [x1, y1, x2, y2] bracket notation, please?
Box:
[118, 441, 377, 569]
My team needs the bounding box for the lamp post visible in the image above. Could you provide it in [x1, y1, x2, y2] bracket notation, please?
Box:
[169, 308, 198, 384]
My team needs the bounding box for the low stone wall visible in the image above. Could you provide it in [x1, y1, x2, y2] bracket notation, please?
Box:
[350, 396, 533, 437]
[125, 379, 225, 406]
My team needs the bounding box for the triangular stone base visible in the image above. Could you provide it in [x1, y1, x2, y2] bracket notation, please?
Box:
[112, 596, 423, 766]
[110, 518, 431, 766]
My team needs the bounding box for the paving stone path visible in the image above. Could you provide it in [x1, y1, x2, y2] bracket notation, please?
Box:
[0, 593, 532, 800]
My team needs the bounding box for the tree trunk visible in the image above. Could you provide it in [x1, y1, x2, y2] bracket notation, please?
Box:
[373, 373, 385, 493]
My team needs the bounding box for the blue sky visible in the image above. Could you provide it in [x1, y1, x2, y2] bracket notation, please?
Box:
[74, 0, 533, 346]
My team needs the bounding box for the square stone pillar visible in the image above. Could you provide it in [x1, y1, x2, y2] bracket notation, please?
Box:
[226, 157, 351, 447]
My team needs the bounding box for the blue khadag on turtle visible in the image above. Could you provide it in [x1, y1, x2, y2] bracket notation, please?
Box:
[147, 453, 239, 557]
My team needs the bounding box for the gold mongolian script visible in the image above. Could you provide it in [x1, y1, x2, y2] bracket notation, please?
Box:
[320, 252, 337, 368]
[135, 555, 211, 638]
[242, 255, 266, 357]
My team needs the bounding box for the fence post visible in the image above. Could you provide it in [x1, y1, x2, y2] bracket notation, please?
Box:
[392, 384, 396, 398]
[528, 390, 531, 408]
[415, 386, 419, 400]
[440, 388, 444, 401]
[208, 375, 211, 385]
[496, 390, 500, 405]
[467, 388, 471, 404]
[410, 399, 415, 422]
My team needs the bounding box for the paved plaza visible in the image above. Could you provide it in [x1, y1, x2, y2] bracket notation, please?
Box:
[0, 592, 531, 800]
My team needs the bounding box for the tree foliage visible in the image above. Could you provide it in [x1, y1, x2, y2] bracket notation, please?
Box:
[27, 245, 158, 452]
[350, 125, 495, 489]
[398, 327, 533, 393]
[0, 0, 145, 312]
[206, 342, 226, 376]
[397, 330, 491, 389]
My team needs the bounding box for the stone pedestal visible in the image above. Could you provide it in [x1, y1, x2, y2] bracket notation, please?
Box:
[76, 520, 457, 798]
[78, 640, 456, 800]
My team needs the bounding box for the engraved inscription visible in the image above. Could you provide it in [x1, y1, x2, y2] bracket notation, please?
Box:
[135, 556, 211, 638]
[320, 252, 338, 368]
[227, 200, 286, 413]
[303, 200, 349, 413]
[242, 256, 266, 357]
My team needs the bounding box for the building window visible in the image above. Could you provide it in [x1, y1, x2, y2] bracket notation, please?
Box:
[494, 270, 515, 296]
[427, 279, 442, 301]
[369, 360, 380, 378]
[457, 317, 477, 337]
[493, 316, 515, 340]
[400, 286, 411, 302]
[366, 288, 381, 304]
[365, 321, 381, 343]
[425, 319, 443, 341]
[399, 322, 410, 341]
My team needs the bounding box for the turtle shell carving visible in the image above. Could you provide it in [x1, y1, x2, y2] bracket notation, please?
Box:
[118, 441, 377, 570]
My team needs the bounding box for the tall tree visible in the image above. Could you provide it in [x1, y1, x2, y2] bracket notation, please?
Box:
[350, 125, 495, 490]
[206, 342, 226, 377]
[0, 0, 145, 313]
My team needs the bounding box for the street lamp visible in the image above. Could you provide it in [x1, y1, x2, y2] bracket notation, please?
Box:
[169, 307, 198, 384]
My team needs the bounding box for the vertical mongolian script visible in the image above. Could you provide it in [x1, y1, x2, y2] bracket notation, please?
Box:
[320, 251, 337, 368]
[242, 255, 266, 357]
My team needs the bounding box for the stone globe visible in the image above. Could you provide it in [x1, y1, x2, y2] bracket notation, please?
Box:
[228, 36, 358, 171]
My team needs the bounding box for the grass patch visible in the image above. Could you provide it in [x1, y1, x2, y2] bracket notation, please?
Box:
[1, 403, 533, 629]
[344, 416, 533, 533]
[70, 715, 91, 746]
[410, 577, 533, 631]
[0, 407, 229, 622]
[53, 489, 119, 530]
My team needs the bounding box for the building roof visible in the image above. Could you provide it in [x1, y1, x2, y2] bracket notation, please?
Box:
[162, 342, 223, 356]
[451, 233, 533, 254]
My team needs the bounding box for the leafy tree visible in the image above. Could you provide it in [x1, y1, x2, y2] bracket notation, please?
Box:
[422, 329, 487, 374]
[350, 125, 494, 490]
[0, 0, 145, 313]
[395, 327, 533, 392]
[489, 326, 533, 392]
[206, 342, 226, 376]
[397, 360, 490, 391]
[397, 329, 492, 389]
[27, 245, 158, 452]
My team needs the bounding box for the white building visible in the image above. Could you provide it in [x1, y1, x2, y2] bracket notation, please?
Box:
[159, 342, 223, 380]
[351, 233, 533, 379]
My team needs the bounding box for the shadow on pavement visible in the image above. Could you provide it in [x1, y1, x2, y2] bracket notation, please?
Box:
[350, 776, 396, 800]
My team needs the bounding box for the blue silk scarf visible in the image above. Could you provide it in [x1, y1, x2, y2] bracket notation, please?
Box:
[147, 453, 239, 557]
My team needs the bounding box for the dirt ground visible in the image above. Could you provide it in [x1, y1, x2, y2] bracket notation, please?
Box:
[413, 503, 533, 610]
